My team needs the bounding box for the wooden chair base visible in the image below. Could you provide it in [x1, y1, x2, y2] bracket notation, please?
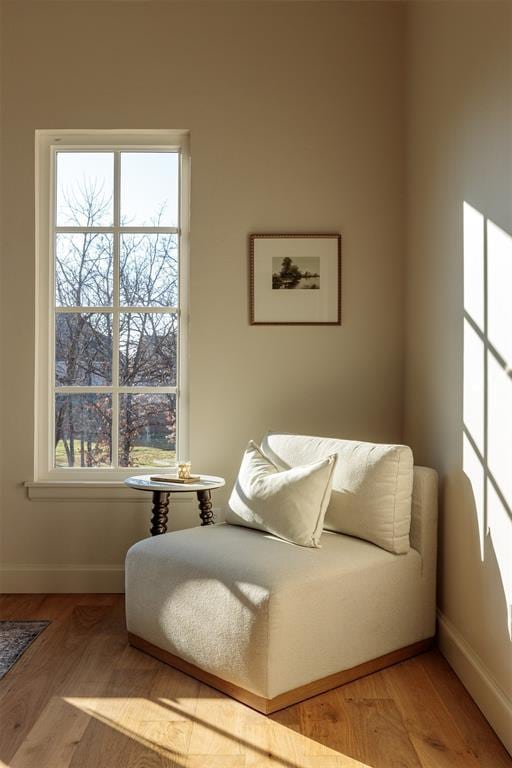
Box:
[128, 633, 434, 714]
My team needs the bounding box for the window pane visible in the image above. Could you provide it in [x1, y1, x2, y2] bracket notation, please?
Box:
[56, 152, 114, 227]
[55, 393, 112, 467]
[120, 152, 178, 227]
[120, 233, 178, 307]
[119, 393, 176, 467]
[56, 233, 113, 307]
[119, 313, 177, 386]
[56, 313, 112, 386]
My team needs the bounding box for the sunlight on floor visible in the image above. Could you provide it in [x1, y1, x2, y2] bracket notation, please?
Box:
[60, 695, 372, 768]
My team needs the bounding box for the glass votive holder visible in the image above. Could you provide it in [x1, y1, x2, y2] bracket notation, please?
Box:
[177, 461, 192, 480]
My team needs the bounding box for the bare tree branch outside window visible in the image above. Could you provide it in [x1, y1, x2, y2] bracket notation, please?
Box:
[54, 156, 178, 468]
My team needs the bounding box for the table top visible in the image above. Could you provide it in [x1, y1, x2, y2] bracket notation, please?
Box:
[124, 474, 226, 493]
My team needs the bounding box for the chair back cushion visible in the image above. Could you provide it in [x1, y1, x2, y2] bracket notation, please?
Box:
[261, 433, 413, 554]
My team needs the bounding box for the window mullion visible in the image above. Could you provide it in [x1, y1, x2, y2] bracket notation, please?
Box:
[55, 306, 178, 314]
[112, 151, 121, 469]
[55, 226, 179, 235]
[50, 147, 58, 473]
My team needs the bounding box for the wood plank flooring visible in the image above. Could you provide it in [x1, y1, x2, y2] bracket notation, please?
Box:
[0, 594, 510, 768]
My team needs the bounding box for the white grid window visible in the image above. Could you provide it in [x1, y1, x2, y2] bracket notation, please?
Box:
[35, 131, 190, 481]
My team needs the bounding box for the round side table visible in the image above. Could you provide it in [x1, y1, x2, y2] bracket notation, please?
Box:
[124, 474, 225, 536]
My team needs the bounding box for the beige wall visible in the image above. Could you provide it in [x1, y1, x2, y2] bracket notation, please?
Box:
[0, 1, 405, 588]
[405, 1, 512, 750]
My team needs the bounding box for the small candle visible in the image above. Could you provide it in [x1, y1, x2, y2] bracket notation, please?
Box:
[178, 461, 192, 479]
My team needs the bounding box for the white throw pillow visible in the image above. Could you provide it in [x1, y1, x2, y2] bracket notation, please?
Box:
[261, 433, 414, 554]
[226, 441, 337, 548]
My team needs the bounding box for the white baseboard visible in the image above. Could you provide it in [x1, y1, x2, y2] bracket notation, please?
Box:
[437, 610, 512, 756]
[0, 564, 125, 593]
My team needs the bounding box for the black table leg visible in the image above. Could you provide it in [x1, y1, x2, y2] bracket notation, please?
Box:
[197, 489, 215, 526]
[150, 490, 170, 536]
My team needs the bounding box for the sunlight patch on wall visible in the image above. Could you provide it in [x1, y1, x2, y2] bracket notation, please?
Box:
[463, 202, 484, 327]
[487, 354, 512, 505]
[463, 320, 485, 454]
[463, 202, 512, 638]
[486, 221, 512, 638]
[487, 220, 512, 365]
[462, 433, 485, 559]
[463, 202, 486, 558]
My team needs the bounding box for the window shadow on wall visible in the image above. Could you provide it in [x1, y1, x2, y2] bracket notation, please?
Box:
[463, 202, 512, 641]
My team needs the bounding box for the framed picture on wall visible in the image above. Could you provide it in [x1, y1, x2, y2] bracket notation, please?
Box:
[249, 233, 342, 325]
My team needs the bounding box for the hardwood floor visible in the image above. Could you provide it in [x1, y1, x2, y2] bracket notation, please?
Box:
[0, 595, 510, 768]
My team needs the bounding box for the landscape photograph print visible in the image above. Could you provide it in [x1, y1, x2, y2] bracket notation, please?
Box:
[272, 256, 320, 290]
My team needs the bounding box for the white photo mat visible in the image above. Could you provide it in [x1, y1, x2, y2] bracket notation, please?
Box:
[249, 234, 341, 325]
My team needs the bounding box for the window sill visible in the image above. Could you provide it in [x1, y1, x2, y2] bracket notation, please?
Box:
[24, 481, 193, 503]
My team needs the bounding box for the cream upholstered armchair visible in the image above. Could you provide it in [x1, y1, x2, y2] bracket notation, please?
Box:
[125, 433, 438, 714]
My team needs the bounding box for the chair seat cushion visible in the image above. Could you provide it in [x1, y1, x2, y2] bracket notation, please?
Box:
[125, 523, 432, 699]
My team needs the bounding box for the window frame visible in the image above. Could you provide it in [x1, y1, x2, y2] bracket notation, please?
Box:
[34, 130, 190, 481]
